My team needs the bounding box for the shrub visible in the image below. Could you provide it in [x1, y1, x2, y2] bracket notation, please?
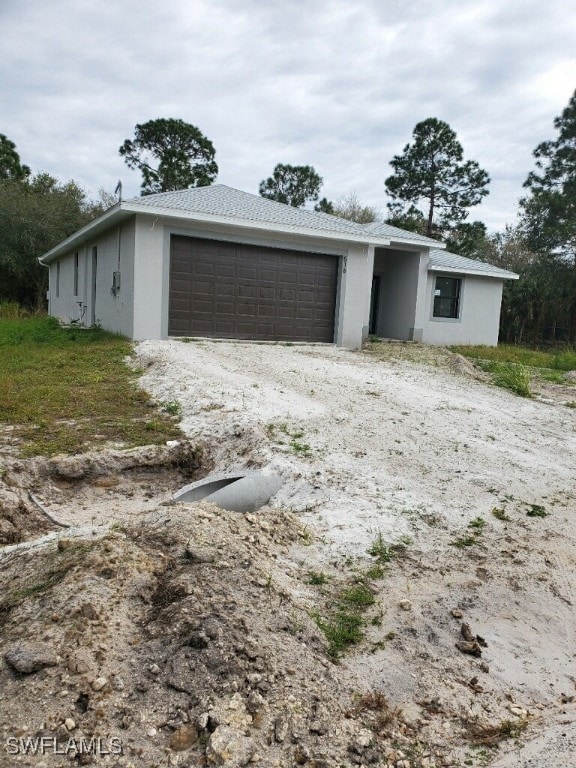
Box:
[492, 363, 531, 397]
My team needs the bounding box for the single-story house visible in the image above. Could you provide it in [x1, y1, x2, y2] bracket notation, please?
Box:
[39, 184, 518, 348]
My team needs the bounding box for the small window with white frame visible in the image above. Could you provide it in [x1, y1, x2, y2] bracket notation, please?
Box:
[433, 276, 461, 319]
[73, 252, 79, 296]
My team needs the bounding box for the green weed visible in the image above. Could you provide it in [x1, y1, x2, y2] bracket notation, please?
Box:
[526, 504, 547, 518]
[161, 400, 182, 417]
[367, 532, 410, 563]
[313, 610, 364, 658]
[307, 571, 329, 586]
[450, 536, 478, 548]
[340, 582, 375, 609]
[491, 363, 532, 397]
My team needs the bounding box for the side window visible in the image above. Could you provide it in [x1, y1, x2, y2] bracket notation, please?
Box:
[433, 276, 461, 319]
[56, 261, 61, 298]
[74, 252, 79, 296]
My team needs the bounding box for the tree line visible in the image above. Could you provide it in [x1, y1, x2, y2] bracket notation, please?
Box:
[1, 91, 576, 345]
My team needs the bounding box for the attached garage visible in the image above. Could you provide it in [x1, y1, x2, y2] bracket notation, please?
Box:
[168, 235, 339, 342]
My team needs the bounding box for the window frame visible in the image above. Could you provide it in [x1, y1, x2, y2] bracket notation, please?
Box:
[432, 275, 462, 321]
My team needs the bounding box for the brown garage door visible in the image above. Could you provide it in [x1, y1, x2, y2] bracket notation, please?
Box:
[169, 236, 338, 342]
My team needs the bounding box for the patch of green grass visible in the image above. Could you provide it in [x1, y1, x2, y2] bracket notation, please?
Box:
[313, 610, 364, 658]
[307, 571, 329, 586]
[491, 507, 511, 522]
[450, 535, 478, 548]
[366, 532, 410, 563]
[365, 563, 387, 580]
[468, 516, 487, 531]
[0, 301, 36, 319]
[161, 400, 182, 417]
[549, 350, 576, 372]
[452, 343, 576, 371]
[526, 504, 548, 518]
[538, 368, 565, 383]
[289, 439, 312, 456]
[497, 718, 528, 739]
[491, 363, 532, 397]
[340, 582, 375, 609]
[0, 317, 181, 456]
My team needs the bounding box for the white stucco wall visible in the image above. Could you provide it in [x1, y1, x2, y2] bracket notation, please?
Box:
[373, 248, 422, 341]
[90, 223, 135, 337]
[48, 220, 135, 336]
[131, 216, 371, 348]
[421, 271, 504, 346]
[48, 250, 86, 324]
[132, 216, 166, 341]
[335, 244, 374, 348]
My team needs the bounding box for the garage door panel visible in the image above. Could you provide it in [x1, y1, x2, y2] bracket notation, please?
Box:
[169, 236, 337, 341]
[215, 302, 235, 315]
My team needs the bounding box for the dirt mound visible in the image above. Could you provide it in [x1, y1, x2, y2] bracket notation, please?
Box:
[447, 353, 490, 381]
[0, 503, 434, 768]
[0, 441, 204, 545]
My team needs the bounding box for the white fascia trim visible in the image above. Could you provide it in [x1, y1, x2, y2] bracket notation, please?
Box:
[428, 264, 519, 280]
[125, 201, 392, 247]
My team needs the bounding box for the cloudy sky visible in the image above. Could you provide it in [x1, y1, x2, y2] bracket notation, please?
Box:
[2, 0, 575, 231]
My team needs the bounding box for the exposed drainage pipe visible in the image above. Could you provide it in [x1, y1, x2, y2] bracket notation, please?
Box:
[173, 471, 283, 514]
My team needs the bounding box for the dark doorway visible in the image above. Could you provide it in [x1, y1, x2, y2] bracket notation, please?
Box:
[369, 275, 381, 335]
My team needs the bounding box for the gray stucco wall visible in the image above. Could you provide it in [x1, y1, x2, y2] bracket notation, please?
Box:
[372, 248, 421, 340]
[421, 271, 503, 346]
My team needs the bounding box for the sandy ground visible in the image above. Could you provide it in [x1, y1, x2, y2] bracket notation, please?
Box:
[133, 338, 576, 766]
[136, 339, 576, 553]
[2, 339, 575, 767]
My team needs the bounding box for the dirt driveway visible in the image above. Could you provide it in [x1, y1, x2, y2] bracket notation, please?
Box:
[136, 338, 576, 766]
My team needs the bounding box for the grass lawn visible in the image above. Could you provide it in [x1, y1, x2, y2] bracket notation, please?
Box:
[451, 344, 576, 372]
[0, 316, 182, 457]
[451, 343, 576, 398]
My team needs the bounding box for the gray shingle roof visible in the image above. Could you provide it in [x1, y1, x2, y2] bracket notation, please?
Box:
[125, 185, 442, 246]
[428, 249, 518, 280]
[125, 184, 367, 237]
[363, 219, 440, 245]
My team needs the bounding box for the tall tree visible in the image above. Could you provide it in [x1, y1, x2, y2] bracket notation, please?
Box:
[0, 173, 102, 308]
[331, 192, 379, 224]
[444, 221, 488, 258]
[314, 197, 334, 214]
[521, 88, 576, 342]
[385, 202, 427, 235]
[259, 164, 322, 207]
[119, 118, 218, 195]
[0, 134, 30, 182]
[385, 118, 490, 238]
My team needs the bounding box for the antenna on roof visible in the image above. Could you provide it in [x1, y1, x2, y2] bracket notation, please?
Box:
[114, 180, 123, 202]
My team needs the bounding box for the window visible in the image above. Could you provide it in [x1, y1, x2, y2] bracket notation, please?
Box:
[433, 276, 461, 319]
[56, 262, 60, 298]
[74, 252, 79, 296]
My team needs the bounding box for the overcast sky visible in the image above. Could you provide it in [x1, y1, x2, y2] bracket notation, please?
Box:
[2, 0, 575, 232]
